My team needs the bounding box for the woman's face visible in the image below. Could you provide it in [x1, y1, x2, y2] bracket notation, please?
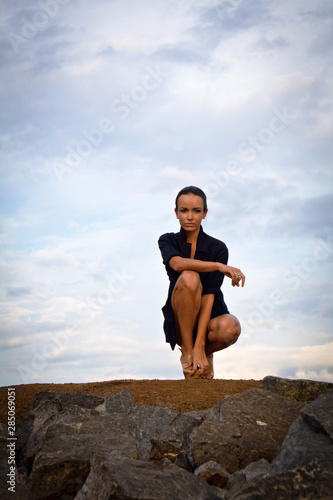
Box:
[175, 193, 208, 233]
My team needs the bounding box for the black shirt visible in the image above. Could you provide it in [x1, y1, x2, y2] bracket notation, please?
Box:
[158, 226, 229, 349]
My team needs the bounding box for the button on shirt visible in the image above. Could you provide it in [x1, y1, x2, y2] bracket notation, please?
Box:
[158, 226, 229, 349]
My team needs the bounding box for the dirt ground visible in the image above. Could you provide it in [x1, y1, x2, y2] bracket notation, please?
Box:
[0, 378, 260, 424]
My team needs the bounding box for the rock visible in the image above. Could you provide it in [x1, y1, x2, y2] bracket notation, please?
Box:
[27, 410, 138, 498]
[269, 390, 333, 475]
[16, 390, 202, 498]
[75, 453, 226, 500]
[301, 389, 333, 439]
[10, 380, 333, 499]
[189, 388, 303, 473]
[227, 459, 270, 493]
[106, 391, 201, 464]
[30, 391, 104, 411]
[228, 458, 333, 500]
[227, 389, 333, 499]
[183, 409, 206, 422]
[194, 460, 230, 488]
[105, 389, 137, 413]
[16, 391, 104, 471]
[260, 375, 333, 402]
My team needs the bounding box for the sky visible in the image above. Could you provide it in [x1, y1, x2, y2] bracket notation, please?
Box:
[0, 0, 332, 387]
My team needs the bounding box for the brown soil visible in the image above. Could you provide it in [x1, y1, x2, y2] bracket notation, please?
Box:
[0, 378, 260, 424]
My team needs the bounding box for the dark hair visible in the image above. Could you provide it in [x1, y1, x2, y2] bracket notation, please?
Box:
[175, 186, 208, 211]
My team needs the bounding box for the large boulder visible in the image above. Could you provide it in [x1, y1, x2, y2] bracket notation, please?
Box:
[227, 390, 333, 499]
[16, 391, 104, 471]
[260, 375, 333, 402]
[189, 388, 303, 473]
[105, 390, 201, 463]
[269, 390, 333, 474]
[15, 390, 204, 499]
[75, 453, 225, 500]
[28, 410, 138, 498]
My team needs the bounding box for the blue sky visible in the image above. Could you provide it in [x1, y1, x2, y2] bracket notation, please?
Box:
[1, 0, 332, 386]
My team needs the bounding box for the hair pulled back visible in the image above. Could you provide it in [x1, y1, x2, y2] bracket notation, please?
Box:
[175, 186, 207, 211]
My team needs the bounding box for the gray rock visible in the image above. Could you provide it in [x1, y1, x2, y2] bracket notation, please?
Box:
[75, 453, 226, 500]
[30, 391, 104, 411]
[240, 458, 270, 482]
[301, 389, 333, 439]
[270, 390, 333, 475]
[17, 390, 202, 498]
[16, 391, 104, 470]
[27, 410, 138, 498]
[105, 389, 137, 413]
[107, 391, 201, 464]
[189, 388, 303, 473]
[183, 409, 206, 422]
[228, 389, 333, 499]
[227, 459, 270, 493]
[194, 460, 230, 488]
[16, 395, 71, 470]
[228, 458, 333, 500]
[11, 380, 333, 500]
[260, 375, 333, 402]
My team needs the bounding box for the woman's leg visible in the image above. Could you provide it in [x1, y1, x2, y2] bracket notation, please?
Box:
[171, 270, 202, 356]
[205, 314, 241, 356]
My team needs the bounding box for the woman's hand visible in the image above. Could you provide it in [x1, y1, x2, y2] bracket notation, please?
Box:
[190, 345, 209, 377]
[218, 263, 245, 287]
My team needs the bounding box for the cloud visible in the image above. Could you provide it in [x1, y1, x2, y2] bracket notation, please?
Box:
[6, 286, 31, 297]
[214, 342, 333, 382]
[0, 0, 332, 386]
[32, 249, 83, 268]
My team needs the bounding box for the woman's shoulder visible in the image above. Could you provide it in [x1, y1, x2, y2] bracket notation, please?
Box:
[158, 231, 180, 243]
[202, 230, 228, 250]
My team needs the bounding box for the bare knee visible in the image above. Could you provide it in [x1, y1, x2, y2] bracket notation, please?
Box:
[210, 315, 241, 347]
[228, 319, 241, 345]
[177, 270, 202, 293]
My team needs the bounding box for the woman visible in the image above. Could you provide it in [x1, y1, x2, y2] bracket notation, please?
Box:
[158, 186, 245, 379]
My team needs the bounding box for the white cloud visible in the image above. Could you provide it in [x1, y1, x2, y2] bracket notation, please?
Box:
[0, 0, 332, 386]
[33, 249, 82, 268]
[214, 342, 333, 382]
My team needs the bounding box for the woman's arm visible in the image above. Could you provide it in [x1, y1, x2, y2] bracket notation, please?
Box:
[169, 256, 245, 287]
[169, 256, 220, 273]
[195, 293, 214, 348]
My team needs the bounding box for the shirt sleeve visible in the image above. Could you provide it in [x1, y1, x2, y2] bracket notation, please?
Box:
[158, 233, 181, 266]
[201, 242, 229, 295]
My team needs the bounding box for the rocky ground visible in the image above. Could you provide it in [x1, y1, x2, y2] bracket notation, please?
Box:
[1, 376, 332, 499]
[0, 378, 260, 423]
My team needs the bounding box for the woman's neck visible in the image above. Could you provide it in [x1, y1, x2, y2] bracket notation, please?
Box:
[185, 227, 200, 244]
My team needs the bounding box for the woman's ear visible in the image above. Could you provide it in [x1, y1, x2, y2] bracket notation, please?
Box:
[174, 208, 178, 219]
[203, 208, 208, 219]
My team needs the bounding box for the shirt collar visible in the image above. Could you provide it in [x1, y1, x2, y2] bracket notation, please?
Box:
[179, 226, 209, 253]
